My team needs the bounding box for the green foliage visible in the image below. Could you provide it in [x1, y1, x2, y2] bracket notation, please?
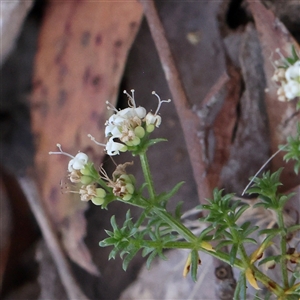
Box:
[282, 122, 300, 174]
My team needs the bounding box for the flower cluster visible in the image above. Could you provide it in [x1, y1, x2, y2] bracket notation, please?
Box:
[49, 144, 105, 205]
[103, 90, 170, 155]
[49, 144, 137, 205]
[100, 162, 135, 201]
[272, 48, 300, 102]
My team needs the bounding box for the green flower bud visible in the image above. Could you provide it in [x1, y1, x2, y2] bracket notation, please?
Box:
[131, 136, 141, 146]
[80, 175, 94, 185]
[122, 193, 132, 201]
[80, 162, 97, 176]
[128, 174, 136, 185]
[125, 183, 134, 195]
[134, 126, 145, 138]
[96, 188, 106, 198]
[146, 124, 155, 133]
[91, 197, 105, 206]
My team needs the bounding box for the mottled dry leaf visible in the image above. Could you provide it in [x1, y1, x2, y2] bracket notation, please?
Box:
[204, 64, 241, 190]
[247, 0, 300, 190]
[30, 0, 143, 274]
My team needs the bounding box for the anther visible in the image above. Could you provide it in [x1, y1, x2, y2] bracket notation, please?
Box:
[106, 101, 118, 112]
[49, 144, 74, 158]
[87, 134, 106, 147]
[275, 48, 291, 66]
[123, 89, 136, 107]
[152, 91, 171, 115]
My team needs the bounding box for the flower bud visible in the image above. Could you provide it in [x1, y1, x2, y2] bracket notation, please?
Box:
[91, 197, 105, 206]
[134, 126, 145, 138]
[80, 175, 94, 185]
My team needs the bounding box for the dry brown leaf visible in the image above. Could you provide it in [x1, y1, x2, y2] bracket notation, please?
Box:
[247, 0, 300, 190]
[30, 0, 143, 274]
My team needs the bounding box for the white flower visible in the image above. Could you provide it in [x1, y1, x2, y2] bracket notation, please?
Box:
[285, 61, 300, 82]
[105, 93, 146, 139]
[143, 91, 170, 131]
[106, 137, 127, 156]
[283, 80, 300, 100]
[49, 144, 89, 172]
[145, 112, 161, 127]
[68, 152, 88, 172]
[117, 106, 146, 119]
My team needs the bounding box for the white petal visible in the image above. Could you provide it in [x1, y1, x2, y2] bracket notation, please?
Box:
[283, 81, 300, 99]
[285, 61, 300, 81]
[106, 138, 125, 156]
[135, 107, 146, 118]
[69, 153, 88, 171]
[145, 112, 161, 127]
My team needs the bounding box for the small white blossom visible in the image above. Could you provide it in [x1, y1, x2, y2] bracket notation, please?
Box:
[68, 152, 88, 172]
[145, 112, 162, 127]
[283, 80, 300, 100]
[285, 61, 300, 82]
[106, 137, 127, 156]
[143, 91, 171, 131]
[277, 86, 288, 102]
[49, 144, 88, 172]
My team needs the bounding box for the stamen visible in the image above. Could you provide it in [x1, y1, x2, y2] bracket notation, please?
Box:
[87, 134, 106, 147]
[152, 91, 171, 115]
[275, 48, 291, 66]
[123, 89, 136, 107]
[99, 165, 113, 184]
[49, 143, 74, 159]
[106, 101, 118, 113]
[269, 51, 278, 70]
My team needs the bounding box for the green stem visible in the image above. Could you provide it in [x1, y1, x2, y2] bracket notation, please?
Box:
[277, 208, 289, 289]
[252, 265, 285, 296]
[153, 207, 197, 242]
[139, 152, 155, 200]
[226, 215, 285, 296]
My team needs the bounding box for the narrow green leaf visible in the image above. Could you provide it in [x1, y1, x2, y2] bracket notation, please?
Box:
[242, 238, 257, 245]
[191, 250, 199, 282]
[215, 240, 234, 251]
[99, 237, 117, 246]
[146, 250, 158, 269]
[291, 45, 299, 61]
[233, 272, 246, 300]
[122, 248, 139, 271]
[175, 201, 184, 219]
[258, 255, 281, 266]
[243, 226, 259, 237]
[110, 215, 118, 231]
[229, 244, 238, 266]
[259, 228, 281, 236]
[158, 182, 185, 204]
[145, 138, 167, 148]
[108, 248, 119, 260]
[142, 247, 155, 257]
[287, 224, 300, 233]
[234, 204, 250, 222]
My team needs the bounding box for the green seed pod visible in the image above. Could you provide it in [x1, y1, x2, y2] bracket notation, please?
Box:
[80, 175, 94, 185]
[91, 197, 105, 206]
[146, 124, 155, 133]
[131, 136, 141, 146]
[125, 183, 134, 195]
[96, 188, 106, 198]
[134, 126, 145, 138]
[122, 193, 132, 201]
